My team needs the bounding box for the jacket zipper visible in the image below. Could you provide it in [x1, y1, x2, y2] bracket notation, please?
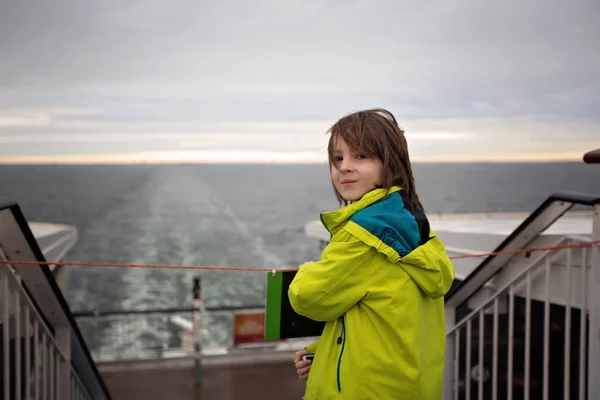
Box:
[336, 316, 346, 392]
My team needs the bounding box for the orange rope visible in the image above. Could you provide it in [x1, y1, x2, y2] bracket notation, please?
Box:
[0, 240, 598, 272]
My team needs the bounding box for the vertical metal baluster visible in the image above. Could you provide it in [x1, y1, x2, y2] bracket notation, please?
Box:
[56, 355, 61, 400]
[493, 298, 499, 400]
[25, 307, 31, 400]
[454, 329, 460, 400]
[3, 275, 10, 400]
[49, 343, 54, 400]
[524, 271, 532, 400]
[466, 319, 472, 400]
[564, 248, 572, 399]
[15, 286, 21, 400]
[478, 310, 484, 399]
[543, 259, 551, 400]
[34, 320, 39, 400]
[42, 334, 47, 400]
[508, 287, 515, 400]
[579, 248, 588, 400]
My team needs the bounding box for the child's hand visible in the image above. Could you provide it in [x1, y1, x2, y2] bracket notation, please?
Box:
[294, 349, 312, 381]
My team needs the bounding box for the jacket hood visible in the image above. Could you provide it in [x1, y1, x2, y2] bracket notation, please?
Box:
[320, 187, 401, 236]
[322, 186, 454, 299]
[393, 234, 455, 299]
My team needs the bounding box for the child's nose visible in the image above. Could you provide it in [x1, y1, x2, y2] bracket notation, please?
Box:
[340, 159, 354, 171]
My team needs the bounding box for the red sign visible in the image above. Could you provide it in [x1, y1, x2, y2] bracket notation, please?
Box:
[233, 312, 266, 346]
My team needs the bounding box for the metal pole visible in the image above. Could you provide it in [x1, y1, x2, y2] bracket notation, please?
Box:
[443, 306, 456, 400]
[193, 276, 203, 388]
[588, 205, 600, 399]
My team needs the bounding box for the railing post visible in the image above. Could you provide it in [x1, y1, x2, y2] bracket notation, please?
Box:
[54, 266, 72, 399]
[192, 276, 203, 389]
[588, 204, 600, 399]
[443, 306, 456, 400]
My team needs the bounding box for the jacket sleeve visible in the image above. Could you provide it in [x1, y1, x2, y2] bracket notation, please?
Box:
[305, 340, 320, 354]
[288, 228, 372, 322]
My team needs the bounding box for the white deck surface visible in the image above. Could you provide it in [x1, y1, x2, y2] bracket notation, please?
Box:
[427, 210, 592, 236]
[28, 221, 79, 265]
[304, 210, 593, 280]
[305, 210, 592, 245]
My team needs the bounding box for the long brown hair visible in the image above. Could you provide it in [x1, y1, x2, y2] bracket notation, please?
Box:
[326, 108, 423, 211]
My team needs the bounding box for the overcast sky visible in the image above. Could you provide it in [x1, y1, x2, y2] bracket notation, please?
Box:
[1, 0, 598, 163]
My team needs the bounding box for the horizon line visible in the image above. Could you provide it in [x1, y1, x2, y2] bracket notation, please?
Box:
[0, 149, 591, 165]
[0, 158, 588, 166]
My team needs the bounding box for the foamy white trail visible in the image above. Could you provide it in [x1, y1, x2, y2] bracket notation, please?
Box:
[76, 167, 288, 359]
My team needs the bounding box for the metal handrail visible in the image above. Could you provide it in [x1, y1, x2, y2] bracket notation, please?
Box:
[1, 264, 92, 399]
[73, 304, 266, 318]
[444, 238, 593, 399]
[445, 191, 600, 308]
[0, 202, 111, 399]
[584, 148, 600, 164]
[447, 236, 572, 335]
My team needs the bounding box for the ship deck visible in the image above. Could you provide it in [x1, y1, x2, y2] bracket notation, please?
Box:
[97, 352, 306, 400]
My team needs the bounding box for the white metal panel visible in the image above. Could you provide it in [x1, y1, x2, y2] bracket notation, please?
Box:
[445, 200, 574, 308]
[29, 222, 78, 267]
[304, 210, 593, 244]
[0, 209, 70, 329]
[0, 206, 110, 399]
[464, 235, 587, 312]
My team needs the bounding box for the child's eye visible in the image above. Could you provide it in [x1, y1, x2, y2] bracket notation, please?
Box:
[333, 156, 343, 163]
[355, 154, 366, 159]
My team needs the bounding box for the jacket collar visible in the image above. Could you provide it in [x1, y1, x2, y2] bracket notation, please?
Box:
[320, 186, 402, 236]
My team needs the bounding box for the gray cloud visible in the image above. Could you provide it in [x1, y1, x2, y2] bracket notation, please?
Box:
[0, 0, 598, 161]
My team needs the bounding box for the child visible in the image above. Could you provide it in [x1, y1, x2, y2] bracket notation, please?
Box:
[289, 108, 454, 399]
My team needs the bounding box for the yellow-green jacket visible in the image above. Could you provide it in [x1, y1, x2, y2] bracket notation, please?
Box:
[288, 187, 454, 399]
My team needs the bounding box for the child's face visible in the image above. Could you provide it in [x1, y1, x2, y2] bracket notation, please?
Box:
[330, 137, 383, 202]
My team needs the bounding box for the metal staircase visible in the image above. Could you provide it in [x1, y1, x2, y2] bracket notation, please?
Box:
[0, 202, 110, 399]
[443, 193, 600, 400]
